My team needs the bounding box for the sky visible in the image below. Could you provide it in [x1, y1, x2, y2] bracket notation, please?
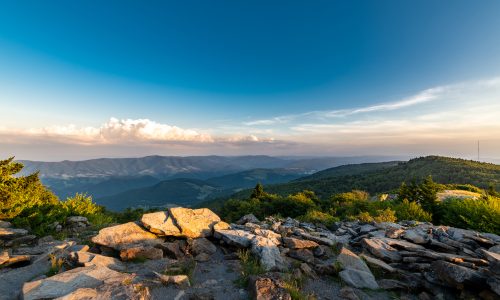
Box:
[1, 1, 500, 161]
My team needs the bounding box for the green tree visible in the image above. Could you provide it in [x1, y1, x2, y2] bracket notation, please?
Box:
[0, 157, 58, 219]
[250, 183, 266, 199]
[419, 176, 438, 213]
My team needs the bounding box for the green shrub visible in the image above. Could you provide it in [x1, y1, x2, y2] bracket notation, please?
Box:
[0, 157, 58, 220]
[395, 199, 432, 222]
[299, 210, 338, 227]
[437, 196, 500, 234]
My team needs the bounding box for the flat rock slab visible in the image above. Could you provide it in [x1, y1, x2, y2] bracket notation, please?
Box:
[337, 247, 371, 274]
[141, 211, 181, 236]
[283, 237, 319, 249]
[169, 207, 221, 238]
[214, 229, 256, 248]
[22, 265, 134, 300]
[339, 268, 379, 290]
[91, 222, 161, 250]
[362, 238, 402, 262]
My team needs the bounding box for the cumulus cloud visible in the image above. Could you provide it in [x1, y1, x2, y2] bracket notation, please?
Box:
[20, 118, 214, 144]
[0, 117, 282, 149]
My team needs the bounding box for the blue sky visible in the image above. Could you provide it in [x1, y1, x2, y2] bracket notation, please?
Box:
[1, 1, 500, 160]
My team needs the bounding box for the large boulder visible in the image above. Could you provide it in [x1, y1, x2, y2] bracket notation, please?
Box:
[251, 236, 284, 271]
[339, 269, 379, 290]
[236, 214, 260, 225]
[188, 238, 217, 256]
[22, 265, 135, 300]
[337, 247, 371, 273]
[168, 207, 221, 238]
[431, 260, 487, 289]
[91, 222, 161, 250]
[337, 247, 379, 290]
[141, 211, 182, 236]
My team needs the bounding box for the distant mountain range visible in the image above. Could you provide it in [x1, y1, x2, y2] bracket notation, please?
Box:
[18, 155, 409, 210]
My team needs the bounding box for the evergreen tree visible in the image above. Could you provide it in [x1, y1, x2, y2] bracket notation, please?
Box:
[419, 175, 438, 213]
[250, 183, 265, 199]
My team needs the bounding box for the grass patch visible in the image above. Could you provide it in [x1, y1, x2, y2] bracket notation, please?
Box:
[283, 273, 316, 300]
[234, 249, 265, 287]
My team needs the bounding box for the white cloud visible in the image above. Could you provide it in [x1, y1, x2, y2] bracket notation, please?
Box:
[3, 118, 215, 144]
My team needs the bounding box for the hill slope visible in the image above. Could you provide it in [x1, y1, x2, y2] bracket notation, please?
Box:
[97, 178, 222, 211]
[222, 156, 500, 201]
[206, 168, 307, 189]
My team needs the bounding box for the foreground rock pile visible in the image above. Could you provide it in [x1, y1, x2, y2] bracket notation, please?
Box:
[1, 208, 499, 299]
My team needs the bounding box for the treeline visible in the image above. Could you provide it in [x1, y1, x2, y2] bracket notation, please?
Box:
[0, 157, 143, 236]
[219, 178, 500, 235]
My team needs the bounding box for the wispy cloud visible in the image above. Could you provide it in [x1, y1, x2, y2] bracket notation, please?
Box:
[244, 84, 449, 126]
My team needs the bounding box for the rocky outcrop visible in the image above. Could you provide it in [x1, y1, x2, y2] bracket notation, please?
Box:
[2, 207, 499, 300]
[169, 207, 221, 238]
[91, 222, 162, 250]
[141, 211, 182, 236]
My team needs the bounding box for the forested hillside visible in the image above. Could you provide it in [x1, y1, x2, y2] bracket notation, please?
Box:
[227, 156, 500, 200]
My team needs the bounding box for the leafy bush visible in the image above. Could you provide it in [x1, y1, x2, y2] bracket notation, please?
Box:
[1, 157, 114, 236]
[0, 157, 58, 219]
[437, 196, 500, 234]
[395, 199, 432, 222]
[298, 210, 338, 227]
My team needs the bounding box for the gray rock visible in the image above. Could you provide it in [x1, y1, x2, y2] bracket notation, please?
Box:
[337, 247, 371, 274]
[236, 214, 259, 225]
[74, 251, 126, 271]
[253, 228, 281, 246]
[359, 224, 377, 234]
[0, 243, 71, 300]
[119, 245, 164, 261]
[378, 279, 408, 290]
[91, 222, 162, 250]
[283, 237, 319, 249]
[188, 237, 217, 256]
[289, 248, 315, 264]
[488, 245, 500, 254]
[156, 241, 186, 259]
[251, 235, 284, 271]
[403, 228, 429, 244]
[214, 229, 255, 248]
[361, 238, 401, 262]
[22, 265, 134, 300]
[141, 211, 182, 236]
[0, 227, 28, 240]
[431, 260, 487, 289]
[168, 207, 221, 238]
[359, 253, 396, 273]
[339, 268, 379, 290]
